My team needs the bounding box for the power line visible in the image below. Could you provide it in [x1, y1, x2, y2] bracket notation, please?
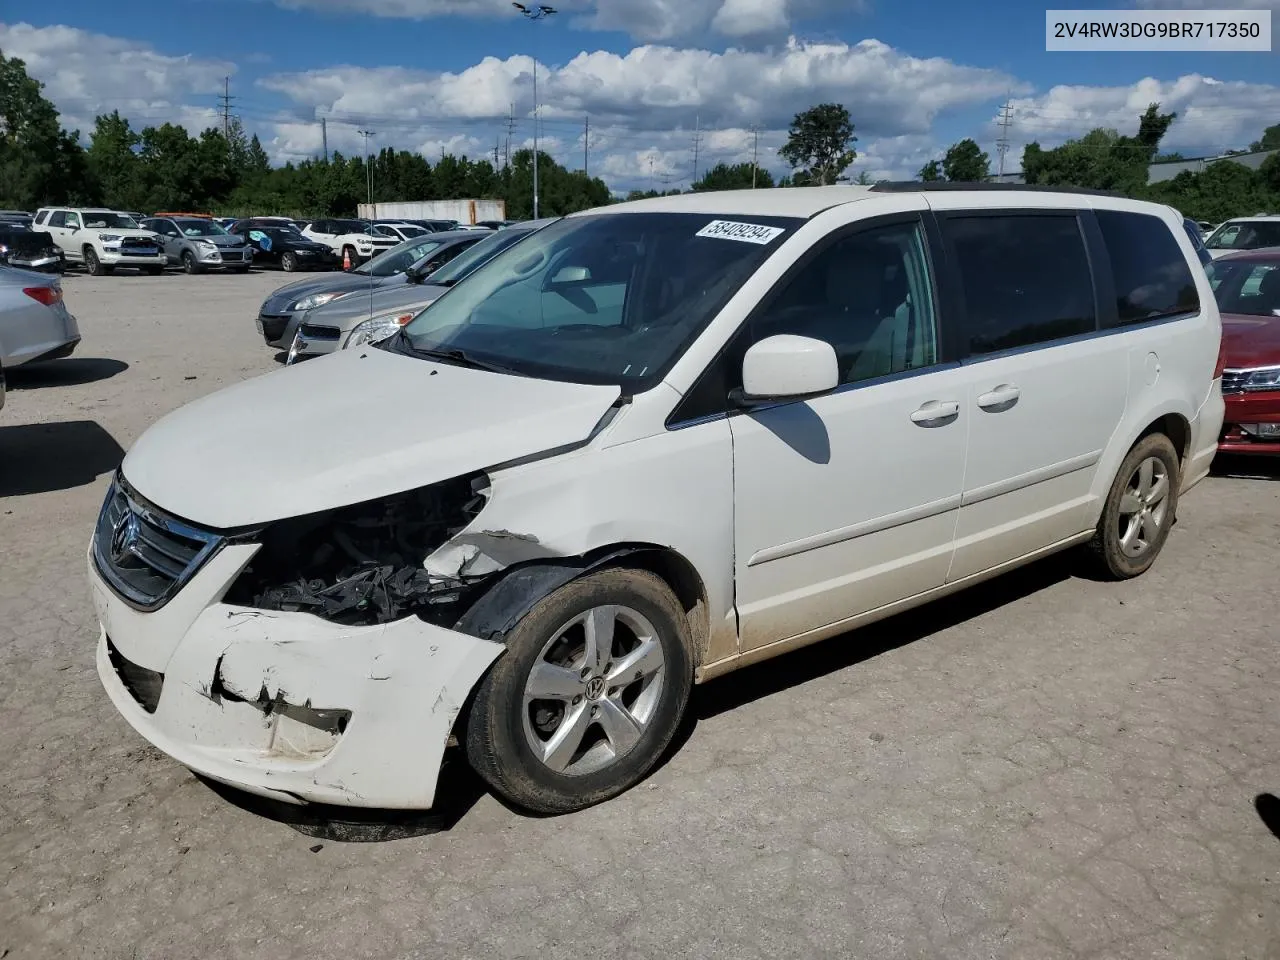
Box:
[996, 97, 1014, 178]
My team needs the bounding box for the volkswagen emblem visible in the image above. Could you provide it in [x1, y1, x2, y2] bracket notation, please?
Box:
[584, 676, 606, 701]
[110, 509, 139, 564]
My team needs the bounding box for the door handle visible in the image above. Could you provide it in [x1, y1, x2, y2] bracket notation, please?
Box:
[977, 383, 1021, 412]
[910, 400, 960, 427]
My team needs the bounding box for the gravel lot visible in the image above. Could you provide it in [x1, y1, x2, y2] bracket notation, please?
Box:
[2, 269, 1278, 960]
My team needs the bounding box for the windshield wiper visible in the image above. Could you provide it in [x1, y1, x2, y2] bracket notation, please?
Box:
[395, 333, 522, 375]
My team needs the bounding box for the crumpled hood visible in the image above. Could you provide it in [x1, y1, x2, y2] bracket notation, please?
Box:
[122, 347, 621, 529]
[262, 273, 394, 314]
[1222, 312, 1280, 369]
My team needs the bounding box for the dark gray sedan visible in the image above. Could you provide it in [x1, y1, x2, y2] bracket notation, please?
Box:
[254, 231, 489, 349]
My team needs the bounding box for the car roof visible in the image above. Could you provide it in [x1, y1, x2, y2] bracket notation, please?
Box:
[1215, 248, 1280, 263]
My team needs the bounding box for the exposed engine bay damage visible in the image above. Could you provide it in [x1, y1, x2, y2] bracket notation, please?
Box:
[224, 474, 492, 627]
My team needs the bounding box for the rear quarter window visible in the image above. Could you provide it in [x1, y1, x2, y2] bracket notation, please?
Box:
[1095, 211, 1199, 326]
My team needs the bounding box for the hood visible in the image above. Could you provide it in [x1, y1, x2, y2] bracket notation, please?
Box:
[262, 273, 383, 314]
[1222, 312, 1280, 369]
[302, 277, 445, 329]
[101, 228, 157, 239]
[280, 237, 334, 252]
[122, 347, 621, 529]
[206, 234, 246, 248]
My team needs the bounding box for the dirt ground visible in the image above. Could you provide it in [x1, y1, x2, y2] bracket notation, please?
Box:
[1, 268, 1278, 960]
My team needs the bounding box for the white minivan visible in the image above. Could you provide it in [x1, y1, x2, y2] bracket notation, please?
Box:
[90, 186, 1225, 814]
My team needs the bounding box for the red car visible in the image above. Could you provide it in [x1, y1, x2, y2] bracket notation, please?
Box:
[1210, 249, 1280, 453]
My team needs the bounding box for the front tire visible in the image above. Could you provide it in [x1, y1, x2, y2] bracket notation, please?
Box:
[1087, 433, 1180, 579]
[84, 247, 107, 276]
[181, 251, 201, 274]
[281, 252, 298, 272]
[465, 568, 694, 814]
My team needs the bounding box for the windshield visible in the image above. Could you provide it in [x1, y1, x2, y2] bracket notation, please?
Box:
[425, 227, 537, 286]
[1207, 221, 1280, 250]
[83, 212, 138, 229]
[354, 238, 446, 276]
[401, 212, 798, 389]
[1208, 259, 1280, 317]
[175, 219, 229, 237]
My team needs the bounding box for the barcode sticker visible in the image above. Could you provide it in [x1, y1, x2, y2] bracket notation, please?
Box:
[695, 220, 785, 245]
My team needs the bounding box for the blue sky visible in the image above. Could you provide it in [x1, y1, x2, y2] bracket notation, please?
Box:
[2, 0, 1277, 191]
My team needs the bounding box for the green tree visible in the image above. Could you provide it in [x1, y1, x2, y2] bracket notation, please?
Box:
[778, 103, 857, 186]
[0, 52, 92, 208]
[942, 138, 990, 182]
[1023, 104, 1175, 194]
[87, 111, 145, 210]
[692, 161, 773, 191]
[1250, 123, 1280, 153]
[917, 159, 942, 181]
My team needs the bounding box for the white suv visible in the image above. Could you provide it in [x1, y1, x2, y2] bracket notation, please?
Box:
[34, 208, 167, 275]
[301, 217, 398, 266]
[89, 186, 1223, 815]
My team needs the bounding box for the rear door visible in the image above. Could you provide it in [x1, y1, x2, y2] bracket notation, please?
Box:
[930, 203, 1127, 581]
[44, 211, 71, 256]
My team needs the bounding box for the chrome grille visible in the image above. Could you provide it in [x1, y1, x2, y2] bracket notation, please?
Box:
[93, 476, 223, 610]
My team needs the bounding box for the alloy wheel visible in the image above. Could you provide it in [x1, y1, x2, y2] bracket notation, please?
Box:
[1117, 456, 1170, 558]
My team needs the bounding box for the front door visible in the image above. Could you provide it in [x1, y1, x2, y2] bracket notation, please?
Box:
[931, 207, 1128, 581]
[729, 213, 969, 651]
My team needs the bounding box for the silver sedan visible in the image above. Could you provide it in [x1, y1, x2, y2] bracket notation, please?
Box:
[0, 266, 80, 373]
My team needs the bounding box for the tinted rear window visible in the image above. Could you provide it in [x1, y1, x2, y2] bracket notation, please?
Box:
[943, 214, 1096, 355]
[1096, 211, 1199, 326]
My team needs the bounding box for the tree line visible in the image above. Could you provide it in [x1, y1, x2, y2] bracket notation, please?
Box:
[2, 47, 1275, 222]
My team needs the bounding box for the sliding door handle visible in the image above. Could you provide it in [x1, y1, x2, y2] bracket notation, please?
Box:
[977, 384, 1021, 412]
[910, 400, 960, 427]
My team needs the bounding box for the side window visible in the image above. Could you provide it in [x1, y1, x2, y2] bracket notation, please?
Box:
[34, 210, 49, 225]
[1095, 210, 1199, 326]
[943, 214, 1095, 354]
[751, 220, 938, 384]
[47, 211, 67, 228]
[64, 212, 81, 229]
[1209, 224, 1242, 249]
[1252, 223, 1280, 248]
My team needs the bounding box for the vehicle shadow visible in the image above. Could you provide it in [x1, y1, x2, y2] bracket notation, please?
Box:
[1256, 793, 1280, 841]
[1211, 454, 1280, 481]
[0, 419, 124, 496]
[195, 756, 487, 843]
[6, 358, 129, 388]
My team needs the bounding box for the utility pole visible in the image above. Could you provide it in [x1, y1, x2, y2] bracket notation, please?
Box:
[494, 140, 501, 167]
[217, 76, 236, 141]
[514, 3, 557, 219]
[321, 117, 328, 163]
[505, 105, 516, 168]
[583, 115, 589, 177]
[358, 129, 375, 214]
[996, 97, 1013, 178]
[691, 114, 702, 185]
[751, 125, 760, 189]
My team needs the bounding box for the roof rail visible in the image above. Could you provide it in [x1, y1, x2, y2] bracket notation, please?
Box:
[869, 181, 1126, 198]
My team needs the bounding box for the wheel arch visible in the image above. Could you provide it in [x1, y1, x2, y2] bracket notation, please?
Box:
[453, 542, 711, 665]
[1089, 402, 1195, 526]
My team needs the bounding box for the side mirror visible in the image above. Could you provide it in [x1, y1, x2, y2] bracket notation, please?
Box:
[550, 265, 590, 284]
[733, 335, 839, 405]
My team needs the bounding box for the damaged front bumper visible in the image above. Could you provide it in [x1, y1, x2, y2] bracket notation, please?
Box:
[90, 544, 502, 809]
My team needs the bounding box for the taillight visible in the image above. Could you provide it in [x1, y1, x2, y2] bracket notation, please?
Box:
[1214, 335, 1227, 379]
[23, 286, 62, 307]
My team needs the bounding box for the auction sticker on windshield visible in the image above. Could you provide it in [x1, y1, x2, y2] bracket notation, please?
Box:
[695, 220, 786, 245]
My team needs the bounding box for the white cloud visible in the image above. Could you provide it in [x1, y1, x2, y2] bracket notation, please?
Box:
[996, 74, 1280, 165]
[0, 22, 234, 137]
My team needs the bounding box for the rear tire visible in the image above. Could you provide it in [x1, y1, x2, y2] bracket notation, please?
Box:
[465, 568, 694, 815]
[1087, 433, 1180, 580]
[281, 252, 298, 272]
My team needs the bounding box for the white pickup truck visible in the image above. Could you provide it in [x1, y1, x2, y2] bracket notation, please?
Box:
[33, 208, 168, 276]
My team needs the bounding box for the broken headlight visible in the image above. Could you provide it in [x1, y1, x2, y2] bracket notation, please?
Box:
[224, 473, 488, 626]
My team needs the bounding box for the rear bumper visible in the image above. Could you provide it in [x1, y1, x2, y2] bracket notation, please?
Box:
[90, 547, 503, 809]
[1219, 389, 1280, 454]
[6, 253, 63, 272]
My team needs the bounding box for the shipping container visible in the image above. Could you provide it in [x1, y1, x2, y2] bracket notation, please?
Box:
[357, 199, 506, 225]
